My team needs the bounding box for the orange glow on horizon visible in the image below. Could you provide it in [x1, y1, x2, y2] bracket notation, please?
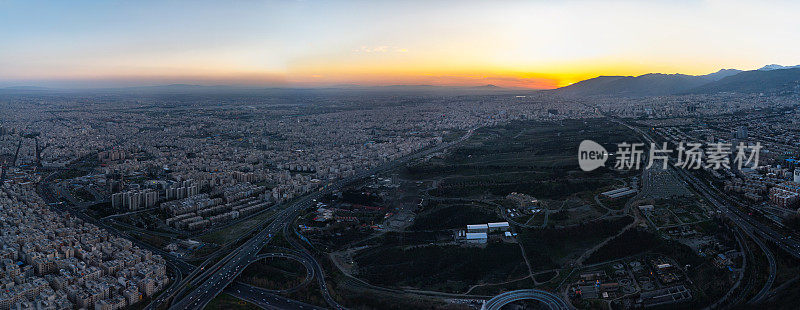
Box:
[281, 56, 727, 89]
[5, 56, 734, 90]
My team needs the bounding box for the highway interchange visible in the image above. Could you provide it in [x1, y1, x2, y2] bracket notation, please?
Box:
[481, 289, 571, 310]
[166, 127, 569, 310]
[40, 117, 800, 309]
[37, 126, 575, 310]
[619, 118, 800, 306]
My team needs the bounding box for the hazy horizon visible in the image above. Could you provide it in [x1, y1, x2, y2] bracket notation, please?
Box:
[3, 65, 792, 91]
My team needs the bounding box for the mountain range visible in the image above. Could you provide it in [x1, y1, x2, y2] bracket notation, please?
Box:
[554, 65, 800, 97]
[3, 64, 800, 97]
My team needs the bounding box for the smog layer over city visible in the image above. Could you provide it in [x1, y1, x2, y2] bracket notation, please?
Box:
[2, 1, 800, 310]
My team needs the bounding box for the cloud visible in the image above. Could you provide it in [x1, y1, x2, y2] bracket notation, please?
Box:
[352, 46, 408, 53]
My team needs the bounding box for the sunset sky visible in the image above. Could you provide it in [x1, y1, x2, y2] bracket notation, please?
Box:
[2, 0, 800, 89]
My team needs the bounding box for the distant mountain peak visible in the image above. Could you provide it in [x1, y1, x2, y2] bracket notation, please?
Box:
[758, 64, 800, 71]
[554, 73, 707, 97]
[702, 68, 742, 81]
[554, 64, 800, 97]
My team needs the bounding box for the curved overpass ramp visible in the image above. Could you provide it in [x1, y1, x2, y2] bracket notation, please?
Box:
[244, 252, 315, 293]
[482, 289, 572, 310]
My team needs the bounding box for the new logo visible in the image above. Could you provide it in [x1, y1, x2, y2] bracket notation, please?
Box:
[578, 140, 609, 172]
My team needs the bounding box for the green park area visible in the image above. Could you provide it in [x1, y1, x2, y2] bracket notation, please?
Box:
[238, 257, 308, 291]
[354, 240, 528, 293]
[409, 201, 502, 230]
[404, 119, 640, 201]
[197, 209, 277, 245]
[333, 119, 645, 294]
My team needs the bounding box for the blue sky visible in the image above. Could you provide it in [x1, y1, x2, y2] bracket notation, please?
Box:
[2, 0, 800, 88]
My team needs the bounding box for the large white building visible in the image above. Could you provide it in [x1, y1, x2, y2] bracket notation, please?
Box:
[487, 222, 510, 232]
[465, 232, 488, 244]
[467, 224, 488, 233]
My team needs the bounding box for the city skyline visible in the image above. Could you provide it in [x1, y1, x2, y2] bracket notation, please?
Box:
[3, 0, 800, 89]
[4, 1, 800, 309]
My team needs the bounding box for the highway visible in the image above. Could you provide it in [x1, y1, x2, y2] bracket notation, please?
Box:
[169, 195, 318, 310]
[170, 128, 477, 309]
[226, 282, 326, 310]
[34, 170, 201, 310]
[673, 166, 777, 305]
[616, 119, 793, 306]
[481, 289, 572, 310]
[282, 218, 344, 309]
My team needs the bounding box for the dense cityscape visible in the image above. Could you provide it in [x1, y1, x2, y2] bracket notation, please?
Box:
[1, 78, 799, 309]
[3, 1, 800, 309]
